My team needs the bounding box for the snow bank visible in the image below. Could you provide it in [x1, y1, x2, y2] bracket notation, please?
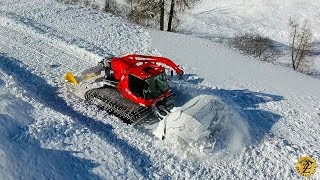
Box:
[154, 95, 250, 154]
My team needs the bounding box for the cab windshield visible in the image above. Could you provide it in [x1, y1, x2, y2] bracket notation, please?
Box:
[128, 73, 169, 100]
[145, 73, 169, 98]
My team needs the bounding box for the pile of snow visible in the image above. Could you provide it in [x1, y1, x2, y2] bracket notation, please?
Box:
[153, 95, 250, 153]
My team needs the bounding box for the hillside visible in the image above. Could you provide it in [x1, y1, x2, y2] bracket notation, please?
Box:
[0, 0, 319, 179]
[181, 0, 320, 44]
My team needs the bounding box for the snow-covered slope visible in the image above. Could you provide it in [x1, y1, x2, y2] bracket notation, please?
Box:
[0, 0, 319, 179]
[181, 0, 320, 44]
[151, 30, 320, 177]
[0, 72, 100, 179]
[180, 0, 320, 78]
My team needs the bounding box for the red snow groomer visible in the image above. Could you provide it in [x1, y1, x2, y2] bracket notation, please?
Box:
[65, 54, 183, 123]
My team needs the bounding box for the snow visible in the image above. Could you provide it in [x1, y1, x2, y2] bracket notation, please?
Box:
[181, 0, 320, 44]
[153, 94, 250, 154]
[179, 0, 320, 78]
[0, 71, 101, 179]
[0, 0, 319, 179]
[151, 30, 320, 98]
[151, 29, 320, 177]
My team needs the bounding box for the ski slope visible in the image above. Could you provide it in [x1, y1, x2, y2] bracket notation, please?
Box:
[0, 0, 320, 179]
[181, 0, 320, 44]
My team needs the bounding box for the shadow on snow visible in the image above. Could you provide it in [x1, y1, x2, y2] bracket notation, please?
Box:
[0, 114, 100, 180]
[6, 12, 106, 57]
[172, 78, 284, 145]
[0, 53, 154, 179]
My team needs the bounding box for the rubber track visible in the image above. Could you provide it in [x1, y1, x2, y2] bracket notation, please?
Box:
[84, 87, 152, 124]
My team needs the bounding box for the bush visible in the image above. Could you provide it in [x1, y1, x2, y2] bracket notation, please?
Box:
[55, 0, 79, 4]
[104, 0, 118, 14]
[230, 34, 281, 62]
[126, 0, 159, 27]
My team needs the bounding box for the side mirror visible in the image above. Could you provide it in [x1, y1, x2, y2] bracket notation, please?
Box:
[178, 70, 184, 80]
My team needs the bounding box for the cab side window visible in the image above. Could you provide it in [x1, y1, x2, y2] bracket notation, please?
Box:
[128, 74, 147, 98]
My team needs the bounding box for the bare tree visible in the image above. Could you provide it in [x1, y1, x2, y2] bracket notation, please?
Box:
[167, 0, 175, 31]
[126, 0, 194, 31]
[105, 0, 117, 14]
[289, 20, 314, 73]
[127, 0, 160, 26]
[159, 0, 165, 31]
[126, 0, 162, 29]
[167, 0, 195, 32]
[55, 0, 79, 4]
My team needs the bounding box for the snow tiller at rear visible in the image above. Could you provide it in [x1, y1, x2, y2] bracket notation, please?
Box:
[65, 54, 183, 124]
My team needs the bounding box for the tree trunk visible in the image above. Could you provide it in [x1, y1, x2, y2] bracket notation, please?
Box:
[291, 26, 297, 70]
[294, 29, 307, 70]
[160, 0, 164, 31]
[167, 0, 175, 32]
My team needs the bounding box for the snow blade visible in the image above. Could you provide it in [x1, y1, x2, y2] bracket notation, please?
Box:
[65, 71, 79, 85]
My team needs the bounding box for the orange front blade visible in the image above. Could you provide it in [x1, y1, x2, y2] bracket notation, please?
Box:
[65, 71, 79, 85]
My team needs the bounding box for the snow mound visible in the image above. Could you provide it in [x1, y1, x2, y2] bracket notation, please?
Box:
[154, 95, 250, 153]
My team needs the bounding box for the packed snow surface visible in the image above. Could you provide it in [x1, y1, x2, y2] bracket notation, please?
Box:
[0, 0, 320, 179]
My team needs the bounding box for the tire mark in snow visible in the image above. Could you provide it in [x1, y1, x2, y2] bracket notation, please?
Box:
[4, 12, 106, 58]
[0, 14, 100, 63]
